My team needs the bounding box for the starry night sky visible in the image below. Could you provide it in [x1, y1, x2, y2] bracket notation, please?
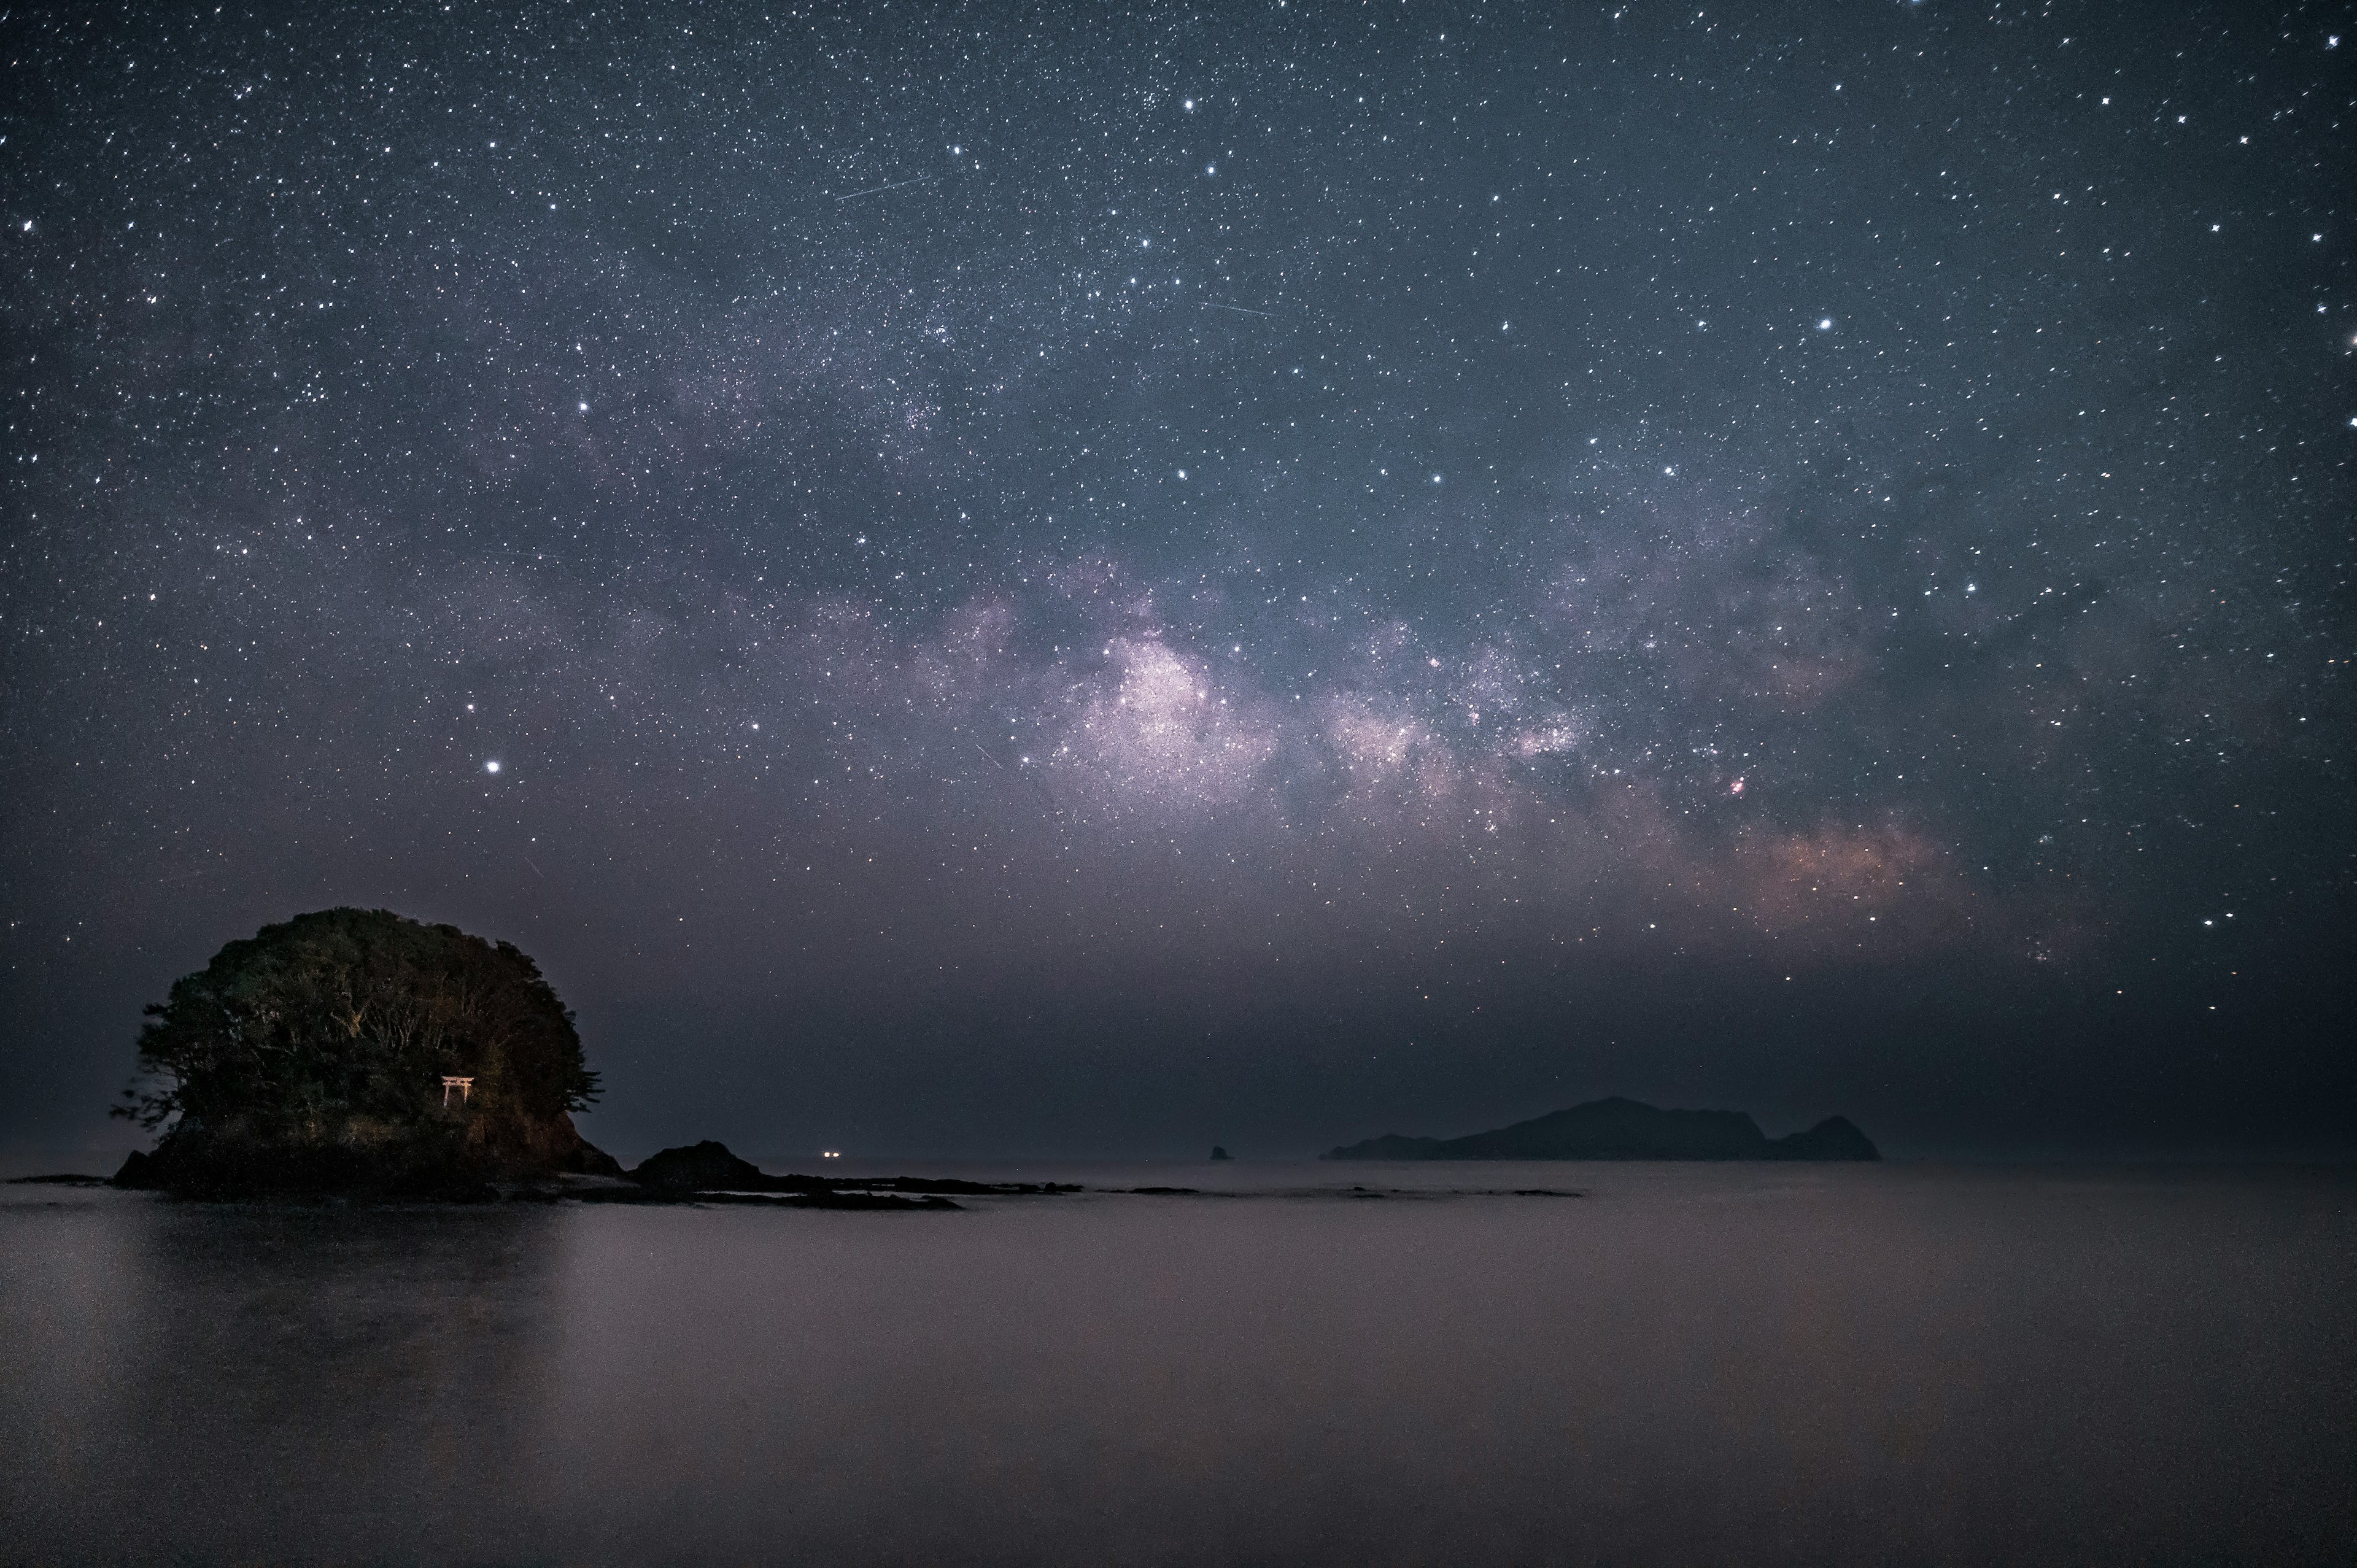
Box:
[3, 0, 2352, 1162]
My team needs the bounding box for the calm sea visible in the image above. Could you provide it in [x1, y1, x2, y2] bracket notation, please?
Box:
[4, 1162, 2353, 1565]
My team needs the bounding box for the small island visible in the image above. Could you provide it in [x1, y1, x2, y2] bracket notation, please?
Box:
[111, 908, 622, 1197]
[1322, 1096, 1879, 1162]
[99, 908, 1084, 1206]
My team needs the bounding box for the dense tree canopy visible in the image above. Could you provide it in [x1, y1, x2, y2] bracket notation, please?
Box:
[119, 908, 598, 1151]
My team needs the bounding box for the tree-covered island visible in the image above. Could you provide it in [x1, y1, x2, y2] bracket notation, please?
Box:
[114, 908, 621, 1196]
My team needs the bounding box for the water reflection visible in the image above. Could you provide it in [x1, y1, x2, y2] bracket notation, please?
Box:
[5, 1167, 2355, 1565]
[2, 1190, 564, 1562]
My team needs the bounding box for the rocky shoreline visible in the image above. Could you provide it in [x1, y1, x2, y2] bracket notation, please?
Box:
[6, 1144, 1599, 1209]
[52, 1137, 1080, 1210]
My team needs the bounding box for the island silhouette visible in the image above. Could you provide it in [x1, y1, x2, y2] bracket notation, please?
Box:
[112, 908, 616, 1197]
[90, 908, 1872, 1197]
[1322, 1097, 1879, 1161]
[96, 908, 1086, 1203]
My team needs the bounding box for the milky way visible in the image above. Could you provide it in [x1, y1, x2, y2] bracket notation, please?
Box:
[3, 1, 2351, 1158]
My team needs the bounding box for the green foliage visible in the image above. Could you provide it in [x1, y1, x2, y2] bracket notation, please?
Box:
[117, 908, 599, 1143]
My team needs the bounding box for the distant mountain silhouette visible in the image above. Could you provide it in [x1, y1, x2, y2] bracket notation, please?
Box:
[1322, 1097, 1879, 1161]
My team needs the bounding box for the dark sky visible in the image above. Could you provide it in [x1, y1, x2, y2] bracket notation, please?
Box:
[3, 0, 2351, 1163]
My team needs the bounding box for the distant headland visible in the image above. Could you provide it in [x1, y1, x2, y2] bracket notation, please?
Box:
[1322, 1097, 1879, 1162]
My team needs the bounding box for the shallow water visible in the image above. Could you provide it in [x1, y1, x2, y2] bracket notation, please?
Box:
[4, 1162, 2353, 1565]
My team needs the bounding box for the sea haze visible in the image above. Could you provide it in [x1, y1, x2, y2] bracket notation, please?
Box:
[6, 1165, 2353, 1566]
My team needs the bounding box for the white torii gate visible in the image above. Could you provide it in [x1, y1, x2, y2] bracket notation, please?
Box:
[441, 1076, 475, 1106]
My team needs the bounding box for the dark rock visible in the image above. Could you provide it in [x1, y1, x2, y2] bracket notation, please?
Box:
[567, 1183, 679, 1205]
[781, 1189, 959, 1211]
[470, 1164, 1138, 1209]
[865, 1176, 1080, 1195]
[1323, 1096, 1880, 1162]
[1209, 1145, 1233, 1161]
[117, 1125, 622, 1199]
[629, 1140, 773, 1191]
[7, 1173, 110, 1187]
[625, 1143, 1080, 1200]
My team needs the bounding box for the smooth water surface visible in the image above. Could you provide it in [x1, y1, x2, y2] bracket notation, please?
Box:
[4, 1163, 2353, 1565]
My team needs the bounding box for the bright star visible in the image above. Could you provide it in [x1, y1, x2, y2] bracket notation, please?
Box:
[484, 760, 501, 774]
